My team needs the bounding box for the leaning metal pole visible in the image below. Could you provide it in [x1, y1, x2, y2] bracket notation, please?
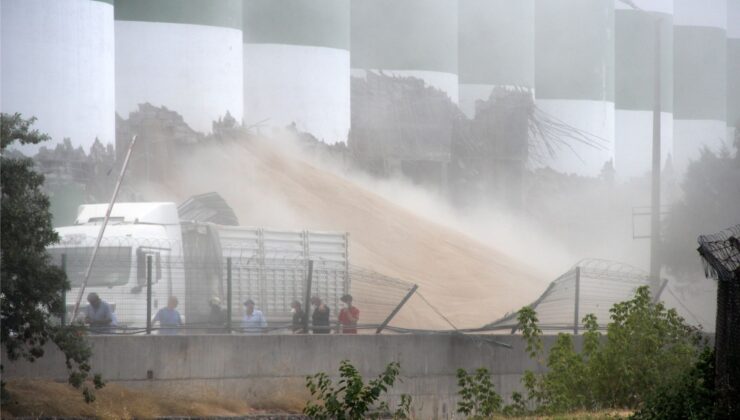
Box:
[649, 19, 662, 292]
[71, 135, 138, 322]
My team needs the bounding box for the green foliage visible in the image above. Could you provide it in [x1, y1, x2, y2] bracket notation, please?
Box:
[0, 113, 102, 403]
[513, 286, 703, 415]
[501, 391, 528, 417]
[540, 333, 590, 412]
[456, 368, 503, 418]
[631, 347, 716, 420]
[662, 141, 740, 282]
[303, 360, 411, 419]
[518, 306, 543, 361]
[593, 287, 701, 408]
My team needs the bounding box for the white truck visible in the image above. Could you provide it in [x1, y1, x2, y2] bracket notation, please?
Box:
[47, 201, 349, 330]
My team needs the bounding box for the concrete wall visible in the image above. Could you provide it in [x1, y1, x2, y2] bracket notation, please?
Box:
[2, 334, 566, 419]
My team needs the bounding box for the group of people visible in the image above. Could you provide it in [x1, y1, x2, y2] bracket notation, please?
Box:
[83, 292, 360, 335]
[290, 294, 360, 334]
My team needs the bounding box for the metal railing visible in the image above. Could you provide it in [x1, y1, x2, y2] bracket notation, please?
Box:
[52, 251, 417, 335]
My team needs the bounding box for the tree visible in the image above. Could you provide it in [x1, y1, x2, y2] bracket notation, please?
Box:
[1, 113, 102, 402]
[662, 135, 740, 282]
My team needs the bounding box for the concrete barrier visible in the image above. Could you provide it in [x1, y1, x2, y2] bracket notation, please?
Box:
[2, 334, 567, 419]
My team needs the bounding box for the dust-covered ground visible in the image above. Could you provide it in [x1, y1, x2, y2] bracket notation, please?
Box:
[1, 379, 263, 419]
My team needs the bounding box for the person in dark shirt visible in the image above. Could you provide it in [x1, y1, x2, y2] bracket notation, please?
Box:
[291, 300, 306, 334]
[310, 296, 331, 334]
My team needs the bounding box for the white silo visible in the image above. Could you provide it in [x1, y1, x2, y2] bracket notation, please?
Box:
[534, 0, 615, 176]
[242, 0, 350, 144]
[351, 0, 458, 103]
[673, 0, 727, 173]
[458, 0, 534, 118]
[1, 0, 115, 154]
[614, 0, 674, 180]
[115, 0, 243, 134]
[727, 0, 740, 139]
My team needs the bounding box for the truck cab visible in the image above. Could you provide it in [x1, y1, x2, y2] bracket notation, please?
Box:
[48, 202, 183, 329]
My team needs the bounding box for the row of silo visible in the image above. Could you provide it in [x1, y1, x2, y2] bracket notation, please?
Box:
[1, 0, 351, 150]
[1, 0, 734, 179]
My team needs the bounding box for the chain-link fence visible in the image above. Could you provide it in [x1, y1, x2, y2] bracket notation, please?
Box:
[697, 224, 740, 417]
[49, 246, 417, 335]
[484, 259, 653, 333]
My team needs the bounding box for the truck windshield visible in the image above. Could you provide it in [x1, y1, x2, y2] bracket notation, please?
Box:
[47, 247, 132, 287]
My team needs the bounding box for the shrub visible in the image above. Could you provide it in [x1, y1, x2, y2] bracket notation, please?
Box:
[631, 347, 716, 420]
[515, 286, 704, 414]
[303, 360, 411, 419]
[456, 367, 503, 418]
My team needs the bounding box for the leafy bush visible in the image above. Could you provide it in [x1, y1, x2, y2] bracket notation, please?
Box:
[631, 347, 715, 420]
[456, 367, 502, 418]
[303, 360, 411, 419]
[515, 286, 704, 414]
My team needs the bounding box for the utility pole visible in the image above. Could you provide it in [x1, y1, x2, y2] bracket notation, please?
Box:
[649, 18, 662, 292]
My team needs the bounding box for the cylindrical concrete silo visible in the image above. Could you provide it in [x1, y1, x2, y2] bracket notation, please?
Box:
[534, 0, 615, 176]
[614, 0, 674, 179]
[115, 0, 243, 134]
[458, 0, 534, 118]
[673, 0, 727, 173]
[242, 0, 350, 144]
[1, 0, 115, 154]
[351, 0, 458, 103]
[727, 0, 740, 139]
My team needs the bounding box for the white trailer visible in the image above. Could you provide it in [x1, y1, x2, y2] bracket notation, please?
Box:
[48, 202, 349, 329]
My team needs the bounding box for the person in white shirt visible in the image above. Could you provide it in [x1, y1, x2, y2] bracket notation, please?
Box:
[241, 299, 267, 334]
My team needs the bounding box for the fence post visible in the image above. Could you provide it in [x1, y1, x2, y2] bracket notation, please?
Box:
[61, 253, 67, 326]
[226, 257, 232, 333]
[377, 284, 418, 334]
[303, 260, 314, 333]
[573, 266, 581, 335]
[146, 255, 153, 335]
[652, 278, 669, 303]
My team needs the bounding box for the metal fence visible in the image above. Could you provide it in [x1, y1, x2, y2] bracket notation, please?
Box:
[484, 259, 654, 333]
[697, 224, 740, 417]
[50, 249, 417, 335]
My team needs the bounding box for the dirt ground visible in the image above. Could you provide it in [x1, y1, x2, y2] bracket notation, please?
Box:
[1, 379, 260, 419]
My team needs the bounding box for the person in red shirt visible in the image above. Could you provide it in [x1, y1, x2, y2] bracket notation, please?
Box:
[338, 294, 360, 334]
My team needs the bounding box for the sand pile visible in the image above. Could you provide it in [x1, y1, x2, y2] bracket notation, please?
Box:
[144, 137, 545, 329]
